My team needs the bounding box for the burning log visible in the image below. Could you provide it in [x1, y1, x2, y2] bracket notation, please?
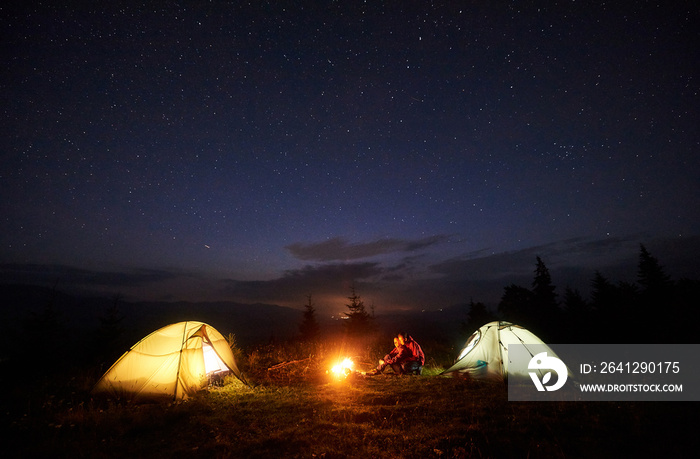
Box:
[267, 357, 312, 371]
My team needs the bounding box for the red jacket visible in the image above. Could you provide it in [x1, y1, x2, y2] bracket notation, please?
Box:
[383, 345, 404, 365]
[403, 335, 425, 365]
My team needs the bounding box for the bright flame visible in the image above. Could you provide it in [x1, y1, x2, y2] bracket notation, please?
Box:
[330, 358, 354, 377]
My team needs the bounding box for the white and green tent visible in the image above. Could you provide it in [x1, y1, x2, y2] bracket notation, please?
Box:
[93, 321, 244, 401]
[442, 321, 569, 382]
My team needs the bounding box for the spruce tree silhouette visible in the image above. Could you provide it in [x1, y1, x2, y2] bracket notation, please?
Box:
[462, 299, 496, 334]
[637, 245, 672, 339]
[531, 257, 560, 340]
[95, 294, 126, 363]
[497, 283, 534, 327]
[299, 294, 321, 342]
[637, 245, 673, 297]
[343, 285, 373, 336]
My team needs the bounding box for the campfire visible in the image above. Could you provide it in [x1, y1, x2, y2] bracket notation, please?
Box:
[329, 357, 354, 379]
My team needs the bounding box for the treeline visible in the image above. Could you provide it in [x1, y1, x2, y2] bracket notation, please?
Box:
[3, 244, 697, 378]
[297, 285, 375, 343]
[461, 245, 700, 344]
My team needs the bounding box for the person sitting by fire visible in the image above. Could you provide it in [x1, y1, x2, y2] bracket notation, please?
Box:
[397, 332, 425, 375]
[365, 336, 402, 375]
[366, 332, 425, 376]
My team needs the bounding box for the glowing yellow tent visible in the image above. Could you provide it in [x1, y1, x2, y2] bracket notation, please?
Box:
[93, 321, 244, 401]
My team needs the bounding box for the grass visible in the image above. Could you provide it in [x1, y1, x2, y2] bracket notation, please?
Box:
[2, 342, 697, 458]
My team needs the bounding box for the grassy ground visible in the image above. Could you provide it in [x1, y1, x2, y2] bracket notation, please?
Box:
[3, 361, 697, 459]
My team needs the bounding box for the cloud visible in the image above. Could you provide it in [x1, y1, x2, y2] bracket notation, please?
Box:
[0, 263, 182, 288]
[285, 235, 449, 261]
[219, 262, 383, 304]
[222, 235, 700, 310]
[416, 234, 700, 306]
[4, 234, 698, 312]
[428, 235, 651, 282]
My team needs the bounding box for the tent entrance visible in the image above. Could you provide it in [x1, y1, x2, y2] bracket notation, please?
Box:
[202, 340, 230, 385]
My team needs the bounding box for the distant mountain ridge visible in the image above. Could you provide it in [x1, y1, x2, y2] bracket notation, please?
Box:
[0, 284, 469, 349]
[0, 283, 303, 347]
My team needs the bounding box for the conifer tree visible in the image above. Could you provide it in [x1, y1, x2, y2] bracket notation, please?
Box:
[344, 285, 372, 336]
[532, 256, 558, 313]
[637, 244, 672, 296]
[590, 271, 615, 312]
[497, 283, 534, 326]
[98, 294, 126, 357]
[530, 257, 560, 338]
[299, 294, 321, 341]
[463, 299, 496, 333]
[636, 244, 672, 337]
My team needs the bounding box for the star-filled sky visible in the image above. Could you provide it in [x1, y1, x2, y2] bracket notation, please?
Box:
[2, 2, 698, 315]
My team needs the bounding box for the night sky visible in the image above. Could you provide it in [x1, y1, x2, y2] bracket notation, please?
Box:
[2, 2, 698, 315]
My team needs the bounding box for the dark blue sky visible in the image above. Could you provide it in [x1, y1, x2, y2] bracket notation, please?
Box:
[1, 2, 698, 315]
